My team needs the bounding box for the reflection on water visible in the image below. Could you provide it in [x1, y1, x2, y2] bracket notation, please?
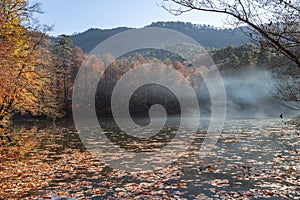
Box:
[98, 116, 181, 152]
[2, 117, 300, 199]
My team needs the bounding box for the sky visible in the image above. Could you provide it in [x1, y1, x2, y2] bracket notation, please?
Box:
[31, 0, 228, 36]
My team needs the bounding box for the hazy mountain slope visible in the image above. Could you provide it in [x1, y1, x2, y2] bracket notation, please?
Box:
[70, 21, 250, 53]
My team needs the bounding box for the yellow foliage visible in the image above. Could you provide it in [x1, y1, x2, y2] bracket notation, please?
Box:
[0, 0, 57, 125]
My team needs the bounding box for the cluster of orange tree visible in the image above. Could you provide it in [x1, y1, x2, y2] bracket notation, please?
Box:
[0, 0, 87, 126]
[0, 0, 55, 126]
[84, 53, 209, 115]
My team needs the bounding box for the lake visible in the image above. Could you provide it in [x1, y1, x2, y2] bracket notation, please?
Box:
[1, 117, 299, 199]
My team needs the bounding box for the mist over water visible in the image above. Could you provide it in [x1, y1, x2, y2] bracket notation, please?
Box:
[220, 67, 298, 119]
[95, 65, 298, 120]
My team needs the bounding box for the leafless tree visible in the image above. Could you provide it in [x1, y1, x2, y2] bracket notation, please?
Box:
[162, 0, 300, 110]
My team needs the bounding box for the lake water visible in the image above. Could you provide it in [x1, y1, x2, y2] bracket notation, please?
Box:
[2, 117, 300, 199]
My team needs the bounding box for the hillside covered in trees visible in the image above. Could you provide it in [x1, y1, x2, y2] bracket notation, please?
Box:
[1, 1, 299, 199]
[0, 0, 293, 126]
[70, 21, 251, 53]
[0, 5, 282, 127]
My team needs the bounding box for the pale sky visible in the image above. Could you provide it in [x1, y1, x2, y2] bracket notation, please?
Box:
[31, 0, 228, 36]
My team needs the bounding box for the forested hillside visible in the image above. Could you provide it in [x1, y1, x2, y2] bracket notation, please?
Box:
[70, 21, 251, 53]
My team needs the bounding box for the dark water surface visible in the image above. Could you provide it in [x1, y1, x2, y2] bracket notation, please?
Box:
[3, 117, 300, 199]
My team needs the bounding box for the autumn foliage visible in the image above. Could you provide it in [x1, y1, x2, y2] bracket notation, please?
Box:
[0, 0, 59, 126]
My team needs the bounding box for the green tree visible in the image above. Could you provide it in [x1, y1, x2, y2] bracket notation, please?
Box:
[52, 34, 73, 105]
[163, 0, 300, 109]
[228, 53, 240, 67]
[257, 49, 272, 68]
[240, 51, 254, 66]
[163, 0, 299, 67]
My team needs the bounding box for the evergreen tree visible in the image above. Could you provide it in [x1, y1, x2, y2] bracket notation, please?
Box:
[52, 34, 73, 105]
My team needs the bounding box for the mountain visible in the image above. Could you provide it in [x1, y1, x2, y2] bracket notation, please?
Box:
[70, 21, 251, 53]
[71, 27, 131, 53]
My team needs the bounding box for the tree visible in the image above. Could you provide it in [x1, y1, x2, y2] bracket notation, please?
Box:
[272, 55, 300, 110]
[69, 46, 87, 97]
[163, 0, 300, 109]
[163, 0, 299, 67]
[0, 0, 57, 126]
[52, 34, 73, 105]
[257, 49, 272, 68]
[240, 51, 253, 66]
[228, 52, 240, 67]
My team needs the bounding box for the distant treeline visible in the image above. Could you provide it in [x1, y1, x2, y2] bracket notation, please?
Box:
[74, 43, 278, 118]
[69, 21, 251, 53]
[0, 0, 276, 127]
